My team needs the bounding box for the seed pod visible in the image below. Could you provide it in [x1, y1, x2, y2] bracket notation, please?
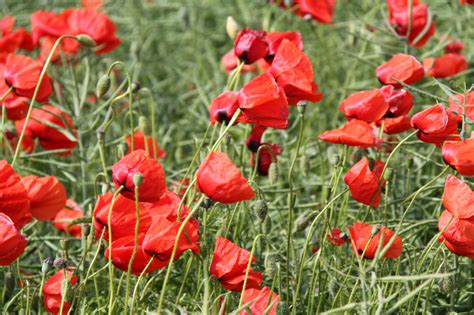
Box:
[4, 272, 15, 293]
[76, 34, 96, 47]
[252, 199, 268, 220]
[264, 252, 276, 277]
[297, 101, 307, 115]
[130, 81, 141, 93]
[268, 162, 279, 184]
[300, 155, 310, 177]
[42, 257, 54, 274]
[226, 16, 240, 39]
[133, 172, 144, 187]
[138, 116, 151, 135]
[262, 216, 272, 234]
[83, 224, 91, 237]
[96, 74, 111, 99]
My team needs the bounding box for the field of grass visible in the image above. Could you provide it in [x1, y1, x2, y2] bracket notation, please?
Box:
[0, 0, 473, 314]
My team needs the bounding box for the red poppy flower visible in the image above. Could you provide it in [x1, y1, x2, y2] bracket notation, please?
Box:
[112, 149, 167, 203]
[209, 91, 240, 125]
[240, 287, 280, 315]
[0, 213, 27, 265]
[388, 2, 436, 48]
[265, 31, 303, 62]
[449, 92, 474, 120]
[269, 39, 323, 105]
[250, 143, 283, 176]
[338, 89, 388, 123]
[15, 105, 78, 155]
[151, 190, 190, 220]
[344, 157, 385, 208]
[444, 39, 464, 54]
[238, 73, 289, 129]
[3, 54, 53, 101]
[327, 228, 347, 247]
[376, 54, 424, 87]
[294, 0, 336, 24]
[31, 10, 69, 45]
[411, 104, 460, 146]
[377, 115, 412, 134]
[197, 152, 255, 204]
[210, 236, 262, 291]
[143, 216, 200, 262]
[460, 0, 474, 4]
[319, 119, 377, 148]
[379, 85, 413, 118]
[105, 234, 167, 275]
[234, 29, 268, 64]
[126, 130, 167, 159]
[221, 49, 257, 73]
[442, 139, 474, 177]
[246, 125, 267, 152]
[348, 222, 403, 259]
[21, 175, 67, 221]
[0, 160, 31, 228]
[423, 54, 468, 78]
[0, 16, 34, 53]
[54, 199, 84, 238]
[43, 270, 78, 315]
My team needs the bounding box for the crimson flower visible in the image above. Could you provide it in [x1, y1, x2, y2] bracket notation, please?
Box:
[348, 222, 403, 259]
[319, 119, 377, 148]
[112, 150, 167, 203]
[209, 91, 240, 125]
[43, 270, 78, 315]
[338, 89, 388, 123]
[442, 139, 474, 177]
[234, 29, 268, 64]
[126, 130, 167, 159]
[22, 175, 67, 221]
[210, 236, 262, 291]
[245, 125, 267, 152]
[265, 31, 303, 62]
[423, 54, 468, 78]
[0, 213, 27, 265]
[240, 287, 280, 315]
[221, 49, 257, 73]
[294, 0, 336, 24]
[377, 115, 412, 134]
[197, 152, 254, 204]
[344, 157, 385, 208]
[250, 143, 282, 176]
[327, 228, 347, 247]
[376, 54, 424, 87]
[54, 199, 84, 238]
[444, 39, 464, 54]
[411, 104, 460, 146]
[448, 92, 474, 120]
[380, 85, 413, 118]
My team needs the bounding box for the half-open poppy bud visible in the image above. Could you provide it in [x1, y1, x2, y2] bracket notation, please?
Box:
[197, 151, 254, 204]
[0, 160, 31, 228]
[442, 139, 474, 177]
[411, 104, 460, 146]
[423, 54, 468, 78]
[126, 130, 167, 159]
[448, 92, 474, 120]
[240, 287, 280, 315]
[22, 175, 67, 221]
[43, 270, 78, 315]
[338, 89, 388, 122]
[376, 54, 424, 87]
[54, 199, 84, 238]
[234, 28, 268, 64]
[210, 236, 263, 291]
[380, 85, 413, 118]
[269, 39, 323, 105]
[319, 119, 377, 148]
[238, 73, 289, 129]
[0, 213, 27, 265]
[348, 222, 403, 259]
[112, 150, 167, 203]
[344, 157, 385, 208]
[294, 0, 336, 24]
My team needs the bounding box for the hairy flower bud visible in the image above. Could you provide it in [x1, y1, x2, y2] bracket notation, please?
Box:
[226, 16, 240, 39]
[268, 162, 279, 184]
[133, 172, 144, 187]
[252, 199, 268, 220]
[42, 257, 54, 274]
[138, 116, 151, 135]
[96, 74, 111, 99]
[76, 34, 96, 47]
[300, 155, 310, 177]
[60, 239, 69, 252]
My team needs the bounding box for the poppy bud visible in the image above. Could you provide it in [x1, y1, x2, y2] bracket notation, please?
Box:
[263, 216, 272, 234]
[297, 101, 307, 115]
[439, 276, 453, 295]
[53, 258, 67, 268]
[96, 74, 111, 99]
[138, 116, 151, 135]
[42, 257, 54, 274]
[252, 199, 268, 220]
[76, 34, 96, 47]
[133, 172, 144, 187]
[101, 182, 110, 195]
[83, 224, 91, 237]
[117, 143, 128, 159]
[295, 212, 316, 232]
[226, 16, 240, 39]
[4, 272, 15, 293]
[268, 162, 279, 184]
[300, 155, 310, 177]
[264, 252, 276, 277]
[60, 239, 69, 252]
[131, 81, 141, 93]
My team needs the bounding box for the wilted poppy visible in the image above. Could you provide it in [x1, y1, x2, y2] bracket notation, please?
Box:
[319, 119, 377, 148]
[234, 28, 268, 64]
[43, 270, 78, 315]
[0, 160, 31, 228]
[294, 0, 336, 24]
[411, 104, 460, 146]
[377, 115, 412, 134]
[3, 54, 53, 101]
[442, 139, 474, 177]
[250, 143, 282, 176]
[380, 85, 413, 118]
[197, 152, 254, 204]
[0, 213, 27, 265]
[54, 199, 84, 238]
[449, 92, 474, 120]
[221, 49, 257, 73]
[265, 31, 303, 62]
[143, 216, 200, 262]
[240, 287, 280, 315]
[210, 236, 262, 291]
[126, 130, 167, 159]
[22, 175, 67, 221]
[246, 125, 267, 152]
[376, 54, 424, 87]
[338, 89, 388, 122]
[112, 149, 167, 203]
[327, 228, 347, 247]
[238, 73, 289, 129]
[344, 157, 385, 208]
[423, 54, 468, 78]
[269, 39, 323, 105]
[209, 91, 240, 125]
[387, 2, 436, 48]
[348, 222, 403, 259]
